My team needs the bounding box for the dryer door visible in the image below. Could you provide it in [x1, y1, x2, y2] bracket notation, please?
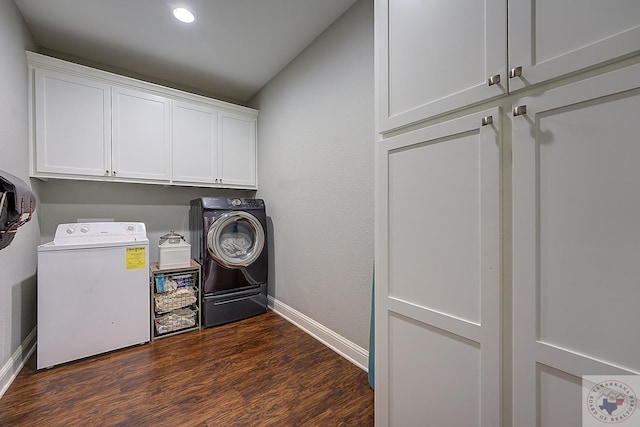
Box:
[207, 211, 265, 268]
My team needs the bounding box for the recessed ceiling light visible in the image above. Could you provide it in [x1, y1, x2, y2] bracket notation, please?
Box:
[173, 7, 195, 23]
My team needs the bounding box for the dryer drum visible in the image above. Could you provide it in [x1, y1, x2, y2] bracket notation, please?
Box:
[206, 211, 265, 268]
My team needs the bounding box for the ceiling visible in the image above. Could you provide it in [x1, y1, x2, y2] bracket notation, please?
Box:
[14, 0, 358, 103]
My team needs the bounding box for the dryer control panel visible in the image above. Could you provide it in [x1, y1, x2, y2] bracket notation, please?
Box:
[199, 197, 264, 210]
[230, 198, 264, 208]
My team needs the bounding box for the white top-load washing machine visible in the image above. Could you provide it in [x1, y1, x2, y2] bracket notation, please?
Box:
[37, 222, 150, 369]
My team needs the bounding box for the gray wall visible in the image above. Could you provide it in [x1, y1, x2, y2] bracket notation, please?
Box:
[0, 0, 38, 391]
[249, 0, 374, 349]
[37, 181, 250, 263]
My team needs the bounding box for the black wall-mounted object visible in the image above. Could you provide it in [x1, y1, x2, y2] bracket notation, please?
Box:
[0, 170, 36, 251]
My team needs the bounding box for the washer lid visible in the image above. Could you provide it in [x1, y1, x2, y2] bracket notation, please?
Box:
[207, 211, 264, 268]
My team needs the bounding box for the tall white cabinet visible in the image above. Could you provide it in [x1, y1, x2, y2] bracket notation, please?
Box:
[375, 1, 640, 426]
[512, 64, 640, 427]
[376, 109, 502, 426]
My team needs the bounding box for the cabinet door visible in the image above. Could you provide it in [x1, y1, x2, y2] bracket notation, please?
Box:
[33, 68, 111, 177]
[218, 112, 257, 188]
[376, 0, 506, 133]
[508, 0, 640, 92]
[375, 109, 501, 426]
[112, 87, 170, 181]
[512, 64, 640, 427]
[172, 101, 218, 184]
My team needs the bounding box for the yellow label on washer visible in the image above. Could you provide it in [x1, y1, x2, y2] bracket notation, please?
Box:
[126, 246, 146, 270]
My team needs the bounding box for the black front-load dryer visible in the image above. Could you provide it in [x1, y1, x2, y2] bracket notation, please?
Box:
[190, 197, 268, 327]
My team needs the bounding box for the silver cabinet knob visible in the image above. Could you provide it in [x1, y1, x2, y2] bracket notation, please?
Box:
[509, 66, 523, 79]
[487, 74, 501, 86]
[481, 116, 493, 126]
[513, 105, 527, 116]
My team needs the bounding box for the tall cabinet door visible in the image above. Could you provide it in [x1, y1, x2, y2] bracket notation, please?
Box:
[512, 64, 640, 427]
[375, 109, 501, 426]
[218, 111, 257, 189]
[33, 68, 111, 177]
[172, 101, 219, 184]
[112, 86, 170, 181]
[376, 0, 506, 132]
[508, 0, 640, 92]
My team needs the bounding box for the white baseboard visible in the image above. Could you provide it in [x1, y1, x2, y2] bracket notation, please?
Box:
[0, 327, 37, 399]
[268, 296, 369, 371]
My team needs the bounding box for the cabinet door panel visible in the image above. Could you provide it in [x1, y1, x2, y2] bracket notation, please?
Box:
[512, 63, 640, 427]
[377, 0, 506, 132]
[509, 0, 640, 91]
[388, 313, 481, 427]
[112, 87, 170, 181]
[172, 101, 218, 184]
[219, 112, 256, 188]
[34, 68, 111, 177]
[375, 109, 501, 426]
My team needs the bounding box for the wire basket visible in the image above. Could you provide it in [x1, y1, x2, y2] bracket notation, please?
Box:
[155, 308, 196, 334]
[154, 287, 196, 313]
[155, 272, 197, 293]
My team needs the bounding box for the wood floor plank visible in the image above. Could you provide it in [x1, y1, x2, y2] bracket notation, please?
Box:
[0, 311, 373, 426]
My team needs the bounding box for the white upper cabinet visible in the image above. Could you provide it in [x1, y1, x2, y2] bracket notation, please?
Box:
[28, 52, 258, 189]
[33, 68, 111, 177]
[377, 0, 507, 132]
[172, 101, 219, 184]
[172, 102, 257, 189]
[378, 0, 640, 133]
[219, 112, 257, 189]
[508, 0, 640, 92]
[112, 86, 171, 181]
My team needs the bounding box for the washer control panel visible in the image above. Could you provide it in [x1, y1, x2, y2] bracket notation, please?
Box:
[53, 222, 147, 244]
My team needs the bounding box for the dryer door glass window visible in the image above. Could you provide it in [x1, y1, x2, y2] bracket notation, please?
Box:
[207, 211, 265, 268]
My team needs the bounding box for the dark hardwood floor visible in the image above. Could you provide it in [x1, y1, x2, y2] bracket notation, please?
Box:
[0, 311, 374, 426]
